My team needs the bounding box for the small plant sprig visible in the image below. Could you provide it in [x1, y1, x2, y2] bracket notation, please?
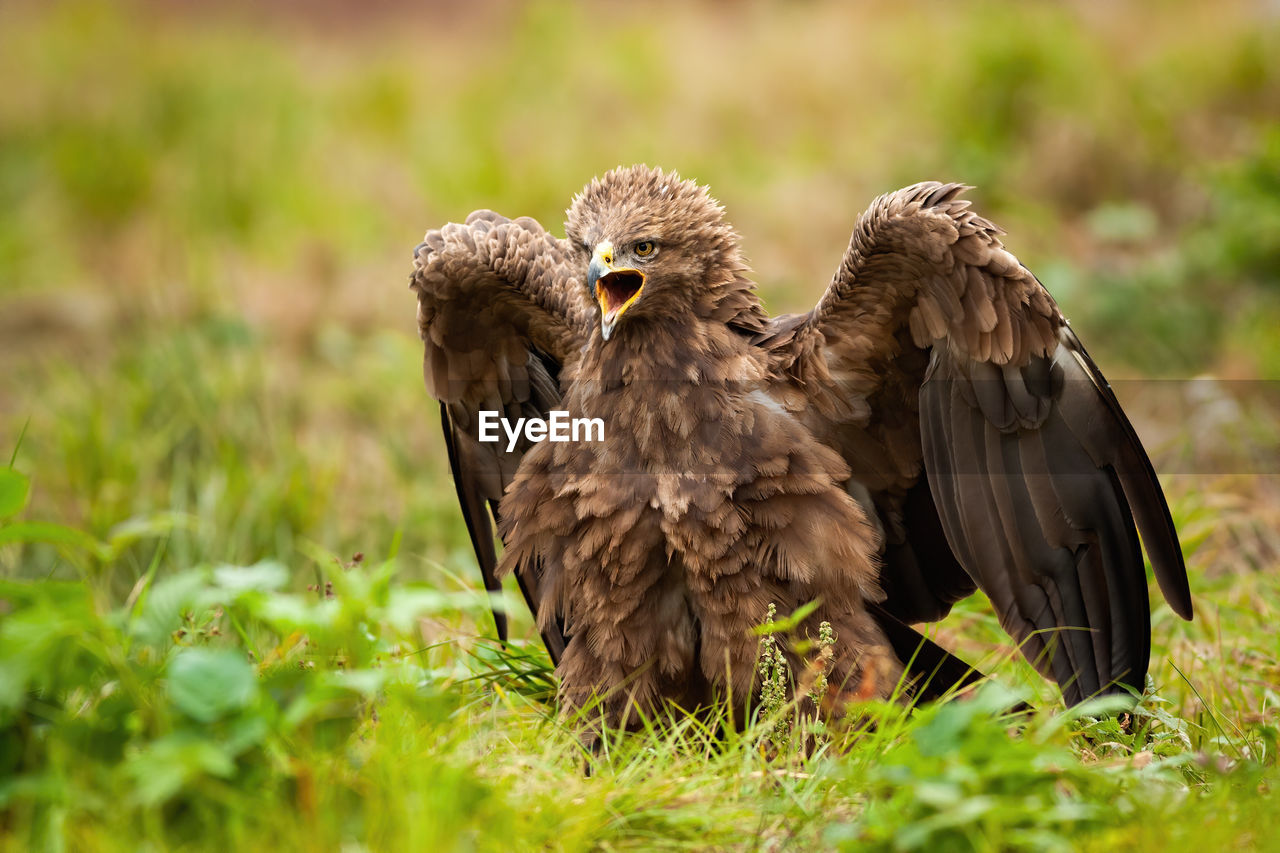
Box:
[756, 603, 838, 752]
[757, 603, 792, 747]
[806, 620, 835, 710]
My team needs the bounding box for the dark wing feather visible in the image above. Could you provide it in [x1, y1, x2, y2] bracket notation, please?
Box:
[762, 182, 1191, 704]
[1059, 327, 1192, 618]
[439, 400, 505, 636]
[877, 476, 977, 625]
[410, 210, 589, 662]
[868, 602, 991, 704]
[920, 344, 1154, 702]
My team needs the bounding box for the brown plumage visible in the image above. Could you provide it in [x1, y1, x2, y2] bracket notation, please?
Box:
[410, 165, 1192, 729]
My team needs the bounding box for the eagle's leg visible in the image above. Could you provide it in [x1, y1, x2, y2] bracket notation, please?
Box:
[554, 557, 700, 742]
[683, 571, 800, 710]
[684, 568, 905, 723]
[812, 604, 905, 708]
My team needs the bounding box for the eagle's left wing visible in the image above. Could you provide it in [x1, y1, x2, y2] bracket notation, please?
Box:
[760, 183, 1191, 705]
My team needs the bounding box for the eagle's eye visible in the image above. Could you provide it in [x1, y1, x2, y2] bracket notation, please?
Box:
[634, 240, 656, 258]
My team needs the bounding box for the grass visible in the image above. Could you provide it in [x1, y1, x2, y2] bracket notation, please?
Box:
[1, 0, 1278, 849]
[2, 525, 1277, 851]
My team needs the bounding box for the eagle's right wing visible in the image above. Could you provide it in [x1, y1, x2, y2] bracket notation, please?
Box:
[410, 210, 592, 663]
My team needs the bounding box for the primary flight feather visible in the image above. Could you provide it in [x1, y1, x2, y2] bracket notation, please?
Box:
[409, 165, 1192, 728]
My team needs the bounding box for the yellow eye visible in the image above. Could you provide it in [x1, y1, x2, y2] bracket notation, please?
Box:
[634, 240, 656, 257]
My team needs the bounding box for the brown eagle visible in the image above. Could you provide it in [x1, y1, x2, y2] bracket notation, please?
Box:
[410, 165, 1191, 728]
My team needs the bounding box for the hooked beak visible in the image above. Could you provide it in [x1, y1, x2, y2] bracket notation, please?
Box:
[587, 243, 645, 341]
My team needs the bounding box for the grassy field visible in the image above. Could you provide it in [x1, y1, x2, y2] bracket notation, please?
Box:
[2, 1, 1279, 849]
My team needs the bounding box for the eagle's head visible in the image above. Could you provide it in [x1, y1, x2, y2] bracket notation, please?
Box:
[565, 165, 748, 342]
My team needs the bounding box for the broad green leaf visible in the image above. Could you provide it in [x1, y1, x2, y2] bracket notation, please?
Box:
[222, 714, 270, 756]
[0, 661, 24, 718]
[383, 587, 489, 632]
[0, 520, 103, 554]
[325, 668, 386, 697]
[130, 570, 210, 646]
[166, 648, 257, 723]
[125, 732, 237, 806]
[0, 468, 28, 518]
[253, 594, 340, 632]
[212, 561, 289, 594]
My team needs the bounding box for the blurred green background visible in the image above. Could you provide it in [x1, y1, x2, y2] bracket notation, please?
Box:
[2, 0, 1278, 572]
[1, 1, 1279, 849]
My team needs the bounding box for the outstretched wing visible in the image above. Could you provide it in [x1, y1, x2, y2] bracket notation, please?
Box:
[762, 183, 1192, 705]
[410, 210, 592, 663]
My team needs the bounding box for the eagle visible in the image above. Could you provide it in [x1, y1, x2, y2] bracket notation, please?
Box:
[409, 165, 1192, 731]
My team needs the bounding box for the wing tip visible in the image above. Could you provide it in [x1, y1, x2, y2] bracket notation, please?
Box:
[1168, 586, 1194, 621]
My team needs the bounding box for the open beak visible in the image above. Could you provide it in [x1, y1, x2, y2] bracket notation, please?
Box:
[587, 244, 645, 341]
